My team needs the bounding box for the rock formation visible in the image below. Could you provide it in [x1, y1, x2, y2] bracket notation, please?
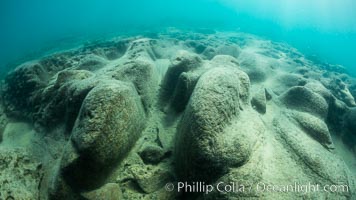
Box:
[0, 30, 355, 199]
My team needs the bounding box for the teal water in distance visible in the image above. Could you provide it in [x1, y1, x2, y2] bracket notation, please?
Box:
[1, 0, 356, 76]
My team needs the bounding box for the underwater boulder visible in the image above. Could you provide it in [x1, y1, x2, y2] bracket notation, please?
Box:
[3, 62, 49, 117]
[160, 50, 203, 104]
[290, 111, 334, 149]
[38, 53, 74, 73]
[277, 73, 307, 88]
[210, 54, 240, 67]
[280, 86, 328, 119]
[126, 38, 160, 61]
[305, 81, 334, 103]
[3, 53, 75, 113]
[230, 69, 251, 104]
[34, 70, 98, 131]
[201, 158, 264, 200]
[251, 87, 267, 114]
[202, 44, 241, 60]
[102, 42, 129, 60]
[304, 81, 350, 128]
[82, 39, 130, 60]
[52, 69, 94, 88]
[238, 52, 267, 83]
[169, 71, 201, 112]
[210, 55, 250, 105]
[210, 55, 251, 105]
[201, 46, 216, 60]
[269, 73, 308, 95]
[184, 40, 207, 54]
[206, 55, 251, 105]
[71, 80, 145, 166]
[2, 62, 96, 131]
[111, 59, 158, 113]
[59, 80, 146, 190]
[76, 54, 108, 71]
[273, 115, 353, 199]
[327, 78, 356, 107]
[138, 143, 166, 165]
[1, 30, 356, 200]
[175, 67, 255, 182]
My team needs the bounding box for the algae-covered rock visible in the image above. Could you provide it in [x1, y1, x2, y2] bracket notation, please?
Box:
[36, 70, 97, 130]
[210, 55, 250, 105]
[126, 38, 160, 60]
[3, 68, 98, 131]
[305, 81, 333, 103]
[290, 111, 334, 149]
[76, 54, 108, 71]
[0, 148, 43, 200]
[112, 59, 158, 113]
[273, 115, 353, 199]
[280, 86, 328, 119]
[328, 78, 356, 107]
[1, 30, 355, 200]
[175, 67, 252, 182]
[3, 62, 49, 116]
[2, 53, 75, 118]
[211, 54, 240, 67]
[169, 71, 201, 112]
[71, 80, 145, 165]
[58, 80, 146, 191]
[161, 50, 202, 103]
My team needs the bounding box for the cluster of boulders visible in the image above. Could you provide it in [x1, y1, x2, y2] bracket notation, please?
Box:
[0, 30, 355, 199]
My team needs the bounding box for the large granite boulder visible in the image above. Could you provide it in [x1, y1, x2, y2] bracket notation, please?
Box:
[71, 80, 145, 165]
[280, 86, 329, 119]
[175, 67, 256, 182]
[55, 80, 146, 193]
